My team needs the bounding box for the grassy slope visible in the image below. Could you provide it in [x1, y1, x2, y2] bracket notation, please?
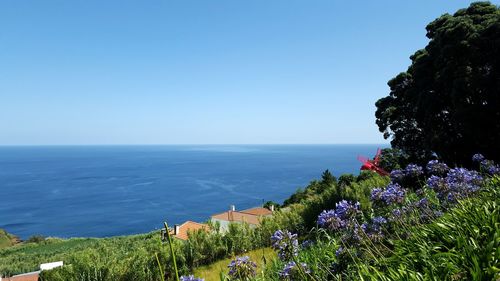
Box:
[0, 229, 18, 249]
[193, 248, 276, 281]
[0, 231, 160, 276]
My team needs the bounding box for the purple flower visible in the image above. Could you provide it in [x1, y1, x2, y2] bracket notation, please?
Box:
[361, 216, 387, 242]
[479, 158, 500, 176]
[301, 240, 313, 249]
[428, 168, 483, 202]
[279, 261, 310, 280]
[404, 164, 424, 178]
[390, 169, 405, 183]
[334, 200, 361, 220]
[180, 276, 204, 281]
[335, 246, 344, 257]
[271, 230, 299, 261]
[228, 256, 257, 279]
[317, 200, 360, 230]
[371, 183, 405, 205]
[472, 153, 485, 163]
[426, 160, 449, 176]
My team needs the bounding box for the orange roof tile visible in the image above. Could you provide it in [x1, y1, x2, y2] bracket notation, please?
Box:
[3, 272, 39, 281]
[211, 211, 261, 225]
[240, 207, 273, 216]
[169, 221, 208, 241]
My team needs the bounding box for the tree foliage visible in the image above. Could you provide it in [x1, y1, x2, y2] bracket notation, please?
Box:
[375, 2, 500, 165]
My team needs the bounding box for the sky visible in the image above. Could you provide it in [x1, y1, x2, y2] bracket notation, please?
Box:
[1, 0, 497, 145]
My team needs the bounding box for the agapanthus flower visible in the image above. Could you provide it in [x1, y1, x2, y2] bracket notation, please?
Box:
[361, 216, 387, 242]
[404, 164, 424, 178]
[180, 275, 204, 281]
[371, 183, 405, 205]
[317, 200, 360, 229]
[271, 230, 299, 261]
[279, 261, 310, 280]
[335, 246, 344, 257]
[227, 256, 257, 279]
[428, 168, 483, 202]
[301, 240, 313, 249]
[479, 158, 500, 176]
[390, 169, 405, 183]
[472, 153, 485, 163]
[426, 160, 449, 176]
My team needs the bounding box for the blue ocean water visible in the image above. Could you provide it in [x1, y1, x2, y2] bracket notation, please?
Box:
[0, 145, 386, 239]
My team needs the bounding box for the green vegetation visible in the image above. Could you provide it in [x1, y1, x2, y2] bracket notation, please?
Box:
[375, 1, 500, 165]
[192, 248, 275, 281]
[0, 228, 18, 249]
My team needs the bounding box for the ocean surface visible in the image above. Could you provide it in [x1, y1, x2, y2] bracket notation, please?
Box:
[0, 145, 386, 239]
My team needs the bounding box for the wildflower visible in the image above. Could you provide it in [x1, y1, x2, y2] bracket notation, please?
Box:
[384, 183, 405, 205]
[271, 230, 299, 261]
[426, 160, 449, 176]
[390, 169, 405, 183]
[479, 158, 500, 176]
[301, 240, 313, 249]
[180, 276, 204, 281]
[472, 153, 485, 163]
[361, 216, 387, 242]
[279, 261, 310, 280]
[334, 200, 361, 220]
[404, 164, 424, 178]
[428, 168, 483, 202]
[317, 200, 361, 231]
[228, 256, 257, 280]
[335, 246, 344, 257]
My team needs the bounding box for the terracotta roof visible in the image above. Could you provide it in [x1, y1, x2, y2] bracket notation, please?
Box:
[211, 211, 261, 225]
[169, 221, 208, 241]
[240, 207, 273, 216]
[2, 272, 39, 281]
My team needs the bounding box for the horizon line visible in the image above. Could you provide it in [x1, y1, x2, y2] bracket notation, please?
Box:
[0, 143, 390, 147]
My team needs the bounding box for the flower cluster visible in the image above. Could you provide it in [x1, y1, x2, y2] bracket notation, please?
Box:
[427, 168, 483, 202]
[405, 164, 424, 178]
[361, 216, 387, 242]
[227, 256, 257, 280]
[317, 200, 360, 231]
[390, 164, 424, 188]
[180, 276, 204, 281]
[279, 261, 310, 280]
[472, 153, 485, 163]
[389, 169, 405, 183]
[370, 183, 405, 205]
[271, 230, 299, 261]
[426, 160, 449, 176]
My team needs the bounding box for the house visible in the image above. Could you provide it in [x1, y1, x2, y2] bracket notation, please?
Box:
[0, 261, 63, 281]
[0, 272, 39, 281]
[167, 221, 209, 241]
[210, 205, 274, 232]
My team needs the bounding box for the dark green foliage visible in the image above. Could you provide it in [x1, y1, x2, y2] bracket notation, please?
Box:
[263, 201, 280, 210]
[375, 2, 500, 165]
[378, 148, 410, 171]
[26, 235, 46, 244]
[321, 169, 336, 187]
[338, 174, 356, 188]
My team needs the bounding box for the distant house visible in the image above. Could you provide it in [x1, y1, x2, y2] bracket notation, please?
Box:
[210, 205, 274, 232]
[0, 272, 39, 281]
[1, 261, 63, 281]
[166, 221, 209, 241]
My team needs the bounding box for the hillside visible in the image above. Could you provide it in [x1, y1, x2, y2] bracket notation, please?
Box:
[0, 229, 19, 250]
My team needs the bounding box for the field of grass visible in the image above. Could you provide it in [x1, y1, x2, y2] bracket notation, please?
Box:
[0, 231, 161, 277]
[193, 248, 276, 281]
[0, 229, 18, 250]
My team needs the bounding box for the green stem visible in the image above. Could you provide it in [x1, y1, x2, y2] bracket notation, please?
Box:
[164, 222, 180, 281]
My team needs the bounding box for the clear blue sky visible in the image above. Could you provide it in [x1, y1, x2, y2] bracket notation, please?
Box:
[1, 0, 495, 145]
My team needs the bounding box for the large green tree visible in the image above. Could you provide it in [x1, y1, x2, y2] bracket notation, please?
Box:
[375, 2, 500, 165]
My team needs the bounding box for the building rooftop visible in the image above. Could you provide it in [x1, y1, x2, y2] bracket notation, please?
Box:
[1, 271, 40, 281]
[169, 221, 208, 241]
[240, 207, 273, 216]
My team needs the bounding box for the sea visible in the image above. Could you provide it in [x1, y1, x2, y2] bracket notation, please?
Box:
[0, 145, 386, 239]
